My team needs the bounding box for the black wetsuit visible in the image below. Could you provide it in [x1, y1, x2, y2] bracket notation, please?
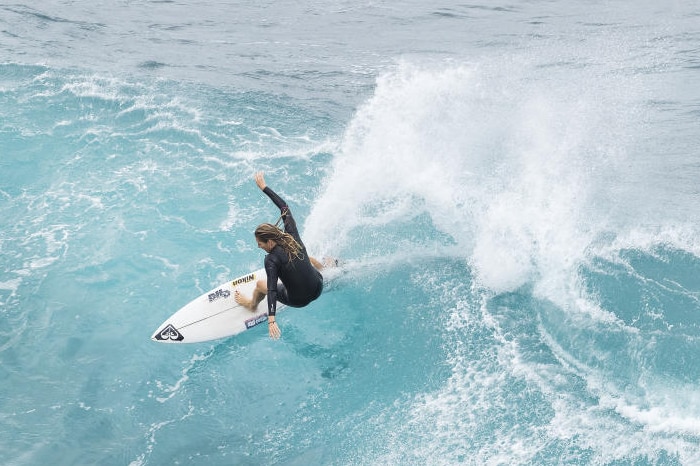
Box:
[262, 186, 323, 317]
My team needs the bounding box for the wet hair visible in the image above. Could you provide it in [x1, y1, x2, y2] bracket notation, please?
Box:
[255, 223, 303, 262]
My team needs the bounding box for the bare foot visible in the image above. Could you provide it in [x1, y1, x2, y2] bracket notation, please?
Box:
[234, 290, 256, 311]
[322, 257, 339, 268]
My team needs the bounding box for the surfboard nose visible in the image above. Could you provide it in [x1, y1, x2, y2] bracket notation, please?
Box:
[151, 324, 184, 342]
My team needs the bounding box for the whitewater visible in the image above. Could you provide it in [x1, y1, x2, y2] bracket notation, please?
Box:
[1, 1, 700, 465]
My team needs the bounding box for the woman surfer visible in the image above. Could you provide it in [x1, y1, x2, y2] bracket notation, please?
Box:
[234, 172, 324, 339]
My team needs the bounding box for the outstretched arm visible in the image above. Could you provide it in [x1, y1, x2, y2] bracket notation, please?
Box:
[254, 171, 302, 242]
[254, 171, 267, 191]
[255, 172, 287, 212]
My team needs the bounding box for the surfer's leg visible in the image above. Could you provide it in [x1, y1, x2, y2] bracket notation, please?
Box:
[249, 280, 267, 308]
[235, 279, 267, 310]
[310, 256, 323, 270]
[310, 256, 339, 270]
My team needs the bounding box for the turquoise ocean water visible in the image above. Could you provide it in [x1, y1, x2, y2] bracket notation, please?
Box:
[2, 1, 700, 464]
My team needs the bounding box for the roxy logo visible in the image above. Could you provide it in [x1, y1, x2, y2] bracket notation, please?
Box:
[232, 273, 255, 288]
[155, 324, 184, 341]
[208, 288, 230, 303]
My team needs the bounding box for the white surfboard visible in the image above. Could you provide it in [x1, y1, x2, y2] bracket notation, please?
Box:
[151, 262, 340, 344]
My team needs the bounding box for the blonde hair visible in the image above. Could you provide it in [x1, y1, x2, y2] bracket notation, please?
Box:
[255, 223, 303, 262]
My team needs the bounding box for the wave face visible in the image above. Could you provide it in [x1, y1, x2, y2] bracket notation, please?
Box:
[303, 54, 700, 464]
[2, 1, 700, 465]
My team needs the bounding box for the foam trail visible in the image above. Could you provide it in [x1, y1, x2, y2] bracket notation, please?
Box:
[305, 63, 488, 260]
[305, 59, 630, 294]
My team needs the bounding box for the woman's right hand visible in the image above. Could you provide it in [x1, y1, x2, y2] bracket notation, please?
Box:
[268, 319, 281, 339]
[254, 172, 267, 191]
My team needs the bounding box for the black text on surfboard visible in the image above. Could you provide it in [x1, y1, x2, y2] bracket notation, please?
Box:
[208, 288, 230, 303]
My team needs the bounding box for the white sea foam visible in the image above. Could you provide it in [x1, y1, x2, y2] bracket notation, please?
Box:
[307, 47, 700, 464]
[154, 352, 210, 403]
[305, 58, 627, 294]
[0, 277, 22, 292]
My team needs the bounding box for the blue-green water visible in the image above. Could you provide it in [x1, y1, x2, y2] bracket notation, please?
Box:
[2, 2, 700, 465]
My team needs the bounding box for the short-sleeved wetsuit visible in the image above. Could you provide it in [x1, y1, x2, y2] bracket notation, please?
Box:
[262, 186, 323, 318]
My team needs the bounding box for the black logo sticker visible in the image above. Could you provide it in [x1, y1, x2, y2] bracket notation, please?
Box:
[155, 324, 184, 342]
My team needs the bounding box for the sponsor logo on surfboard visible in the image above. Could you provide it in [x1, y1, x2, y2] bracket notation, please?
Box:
[232, 273, 255, 288]
[208, 288, 231, 303]
[155, 324, 184, 341]
[244, 314, 268, 329]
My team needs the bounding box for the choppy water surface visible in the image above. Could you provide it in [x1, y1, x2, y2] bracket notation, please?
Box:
[2, 1, 700, 464]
